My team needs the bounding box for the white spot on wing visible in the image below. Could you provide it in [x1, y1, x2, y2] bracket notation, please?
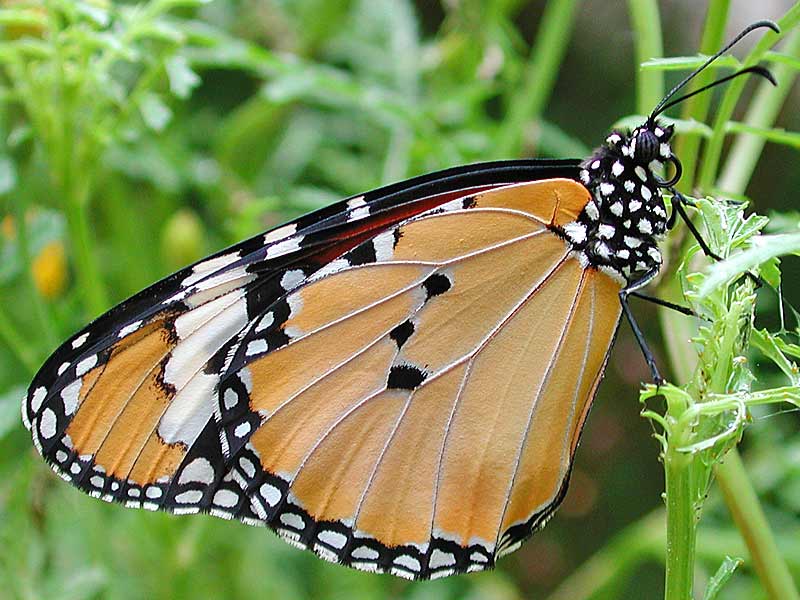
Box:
[346, 196, 369, 222]
[430, 549, 456, 569]
[352, 546, 379, 560]
[280, 269, 305, 291]
[395, 555, 420, 572]
[246, 339, 268, 356]
[260, 483, 281, 506]
[182, 253, 241, 287]
[280, 512, 305, 530]
[57, 362, 69, 376]
[39, 408, 57, 439]
[254, 312, 274, 333]
[373, 230, 395, 262]
[179, 457, 215, 485]
[263, 223, 297, 244]
[213, 489, 239, 508]
[75, 354, 97, 376]
[234, 422, 251, 438]
[266, 236, 302, 259]
[61, 380, 82, 415]
[318, 530, 347, 549]
[635, 166, 648, 181]
[119, 320, 143, 338]
[612, 161, 624, 177]
[176, 490, 203, 504]
[71, 333, 89, 349]
[30, 386, 47, 413]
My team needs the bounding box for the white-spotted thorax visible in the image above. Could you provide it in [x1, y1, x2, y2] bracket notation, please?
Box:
[558, 120, 676, 285]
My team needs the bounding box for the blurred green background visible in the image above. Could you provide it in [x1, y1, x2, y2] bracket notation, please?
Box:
[0, 1, 799, 598]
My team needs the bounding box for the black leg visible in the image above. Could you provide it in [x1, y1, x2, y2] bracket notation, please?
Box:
[629, 291, 698, 318]
[670, 192, 723, 261]
[672, 190, 765, 289]
[620, 269, 665, 384]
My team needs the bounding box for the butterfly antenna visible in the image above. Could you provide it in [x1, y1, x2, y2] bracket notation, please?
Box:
[648, 19, 780, 119]
[653, 65, 777, 116]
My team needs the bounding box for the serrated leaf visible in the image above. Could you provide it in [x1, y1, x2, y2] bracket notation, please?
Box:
[702, 556, 743, 600]
[165, 55, 201, 99]
[699, 233, 800, 297]
[139, 93, 172, 132]
[751, 329, 799, 384]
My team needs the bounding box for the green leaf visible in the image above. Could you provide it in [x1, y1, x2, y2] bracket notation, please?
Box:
[725, 121, 800, 149]
[641, 54, 740, 71]
[698, 233, 800, 297]
[0, 385, 23, 440]
[166, 55, 201, 99]
[139, 93, 173, 132]
[751, 329, 800, 385]
[701, 556, 743, 600]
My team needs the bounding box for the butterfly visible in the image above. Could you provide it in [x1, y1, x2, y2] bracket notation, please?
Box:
[22, 22, 777, 580]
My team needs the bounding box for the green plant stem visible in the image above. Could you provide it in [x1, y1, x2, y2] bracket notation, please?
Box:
[716, 452, 800, 600]
[662, 387, 698, 600]
[494, 0, 580, 158]
[697, 4, 800, 193]
[673, 0, 730, 192]
[717, 28, 800, 194]
[627, 0, 664, 113]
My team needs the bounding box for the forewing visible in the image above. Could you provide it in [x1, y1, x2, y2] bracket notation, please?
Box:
[200, 179, 622, 579]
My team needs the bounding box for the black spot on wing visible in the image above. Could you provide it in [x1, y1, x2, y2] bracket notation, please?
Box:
[422, 273, 452, 300]
[389, 320, 415, 349]
[387, 364, 427, 390]
[346, 240, 377, 266]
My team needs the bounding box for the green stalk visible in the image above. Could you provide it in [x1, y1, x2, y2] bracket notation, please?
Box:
[664, 452, 697, 600]
[662, 386, 697, 600]
[706, 22, 800, 597]
[627, 0, 664, 113]
[494, 0, 580, 158]
[697, 4, 800, 193]
[50, 8, 108, 316]
[673, 0, 731, 192]
[716, 452, 800, 600]
[717, 28, 800, 193]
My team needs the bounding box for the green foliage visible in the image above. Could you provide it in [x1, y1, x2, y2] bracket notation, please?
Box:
[1, 2, 800, 600]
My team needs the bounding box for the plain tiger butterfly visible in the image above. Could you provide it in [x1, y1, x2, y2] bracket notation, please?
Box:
[22, 21, 778, 580]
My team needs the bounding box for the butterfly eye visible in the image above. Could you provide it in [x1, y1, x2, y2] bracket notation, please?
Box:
[634, 129, 660, 163]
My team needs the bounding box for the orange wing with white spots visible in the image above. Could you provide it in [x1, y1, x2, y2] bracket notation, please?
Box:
[24, 163, 622, 580]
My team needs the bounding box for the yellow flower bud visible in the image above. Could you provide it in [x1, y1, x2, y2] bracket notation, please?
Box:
[32, 240, 68, 299]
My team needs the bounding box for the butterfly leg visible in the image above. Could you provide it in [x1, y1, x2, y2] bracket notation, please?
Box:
[619, 269, 665, 384]
[629, 291, 697, 318]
